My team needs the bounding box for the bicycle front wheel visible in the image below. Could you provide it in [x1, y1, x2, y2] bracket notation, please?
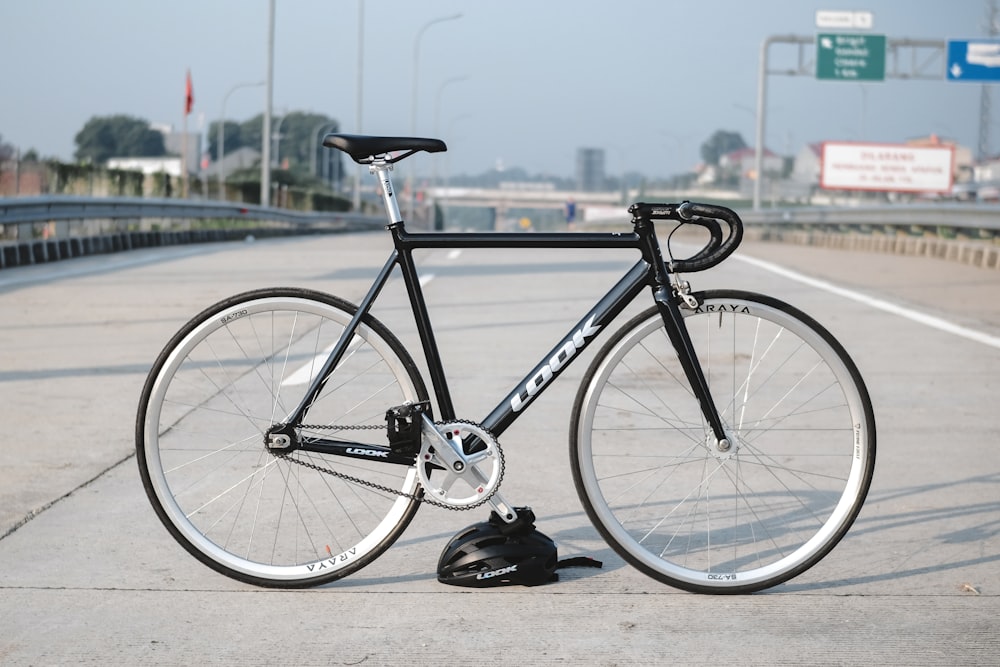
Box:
[571, 290, 875, 593]
[137, 287, 428, 587]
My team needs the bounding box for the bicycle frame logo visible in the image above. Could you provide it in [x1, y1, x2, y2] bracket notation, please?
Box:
[510, 316, 601, 413]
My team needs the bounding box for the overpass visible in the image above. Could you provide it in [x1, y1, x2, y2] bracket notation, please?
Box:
[425, 185, 624, 212]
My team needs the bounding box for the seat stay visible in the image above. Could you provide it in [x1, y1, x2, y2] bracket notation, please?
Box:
[286, 250, 401, 427]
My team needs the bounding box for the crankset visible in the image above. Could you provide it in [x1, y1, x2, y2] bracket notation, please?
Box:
[417, 418, 505, 509]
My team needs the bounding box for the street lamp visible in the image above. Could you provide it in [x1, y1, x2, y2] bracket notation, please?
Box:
[218, 80, 264, 200]
[433, 75, 468, 190]
[311, 120, 339, 192]
[261, 0, 275, 207]
[406, 12, 462, 219]
[354, 0, 365, 212]
[271, 110, 289, 168]
[441, 112, 473, 229]
[433, 75, 468, 139]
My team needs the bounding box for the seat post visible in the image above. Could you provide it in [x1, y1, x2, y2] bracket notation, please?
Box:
[371, 160, 404, 225]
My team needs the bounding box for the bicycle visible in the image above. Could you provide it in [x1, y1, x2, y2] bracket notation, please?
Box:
[136, 133, 876, 594]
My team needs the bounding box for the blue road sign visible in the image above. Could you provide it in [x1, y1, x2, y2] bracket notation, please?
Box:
[947, 39, 1000, 82]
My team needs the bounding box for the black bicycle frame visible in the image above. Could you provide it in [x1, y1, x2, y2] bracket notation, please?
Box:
[287, 216, 729, 456]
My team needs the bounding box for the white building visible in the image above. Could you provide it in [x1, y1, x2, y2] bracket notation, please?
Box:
[107, 156, 182, 177]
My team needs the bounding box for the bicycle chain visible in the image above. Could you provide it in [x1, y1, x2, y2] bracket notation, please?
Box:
[275, 420, 504, 511]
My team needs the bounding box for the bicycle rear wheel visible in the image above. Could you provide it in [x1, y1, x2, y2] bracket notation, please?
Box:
[570, 290, 875, 593]
[137, 287, 428, 587]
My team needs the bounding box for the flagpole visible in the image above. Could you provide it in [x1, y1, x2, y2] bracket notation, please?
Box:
[181, 111, 188, 198]
[182, 69, 193, 199]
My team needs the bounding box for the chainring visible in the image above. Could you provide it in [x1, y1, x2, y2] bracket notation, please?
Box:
[417, 420, 504, 509]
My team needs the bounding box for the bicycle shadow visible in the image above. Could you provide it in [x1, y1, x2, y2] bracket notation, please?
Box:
[777, 471, 1000, 593]
[322, 472, 1000, 592]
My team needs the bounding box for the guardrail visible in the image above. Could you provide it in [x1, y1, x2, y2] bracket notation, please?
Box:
[0, 196, 383, 270]
[741, 202, 1000, 233]
[3, 196, 999, 271]
[740, 202, 1000, 270]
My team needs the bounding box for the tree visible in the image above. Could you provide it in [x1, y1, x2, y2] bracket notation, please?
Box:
[700, 130, 747, 166]
[237, 111, 339, 174]
[74, 115, 166, 163]
[0, 133, 14, 162]
[206, 120, 243, 160]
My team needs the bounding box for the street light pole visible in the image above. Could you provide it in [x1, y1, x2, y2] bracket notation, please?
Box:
[271, 111, 288, 168]
[261, 0, 275, 207]
[407, 12, 462, 220]
[353, 0, 365, 212]
[433, 75, 468, 190]
[218, 81, 264, 200]
[310, 120, 338, 181]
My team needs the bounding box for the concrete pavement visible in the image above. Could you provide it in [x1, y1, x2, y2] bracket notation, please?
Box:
[0, 231, 997, 664]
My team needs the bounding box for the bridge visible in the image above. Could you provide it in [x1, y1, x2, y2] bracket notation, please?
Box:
[425, 185, 622, 211]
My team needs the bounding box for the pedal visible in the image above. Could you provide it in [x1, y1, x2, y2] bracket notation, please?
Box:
[385, 401, 431, 455]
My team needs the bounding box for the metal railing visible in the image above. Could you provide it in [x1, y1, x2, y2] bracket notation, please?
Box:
[2, 196, 999, 271]
[741, 203, 1000, 233]
[0, 195, 382, 227]
[0, 196, 383, 270]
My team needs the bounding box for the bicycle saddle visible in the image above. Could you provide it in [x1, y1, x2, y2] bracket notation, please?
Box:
[322, 133, 447, 164]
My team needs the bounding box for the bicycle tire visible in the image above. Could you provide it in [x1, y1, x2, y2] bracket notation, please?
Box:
[570, 290, 875, 594]
[136, 287, 429, 587]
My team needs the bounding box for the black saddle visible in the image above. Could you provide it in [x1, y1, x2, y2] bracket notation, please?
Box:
[322, 133, 447, 164]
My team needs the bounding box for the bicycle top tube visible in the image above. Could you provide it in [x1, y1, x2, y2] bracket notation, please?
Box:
[322, 132, 744, 273]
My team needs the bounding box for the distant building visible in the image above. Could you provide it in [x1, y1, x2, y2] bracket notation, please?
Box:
[791, 143, 823, 185]
[576, 148, 605, 192]
[151, 122, 201, 175]
[107, 156, 183, 177]
[718, 147, 783, 181]
[202, 147, 262, 178]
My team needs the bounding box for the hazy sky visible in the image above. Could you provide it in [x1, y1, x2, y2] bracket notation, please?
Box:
[0, 1, 992, 179]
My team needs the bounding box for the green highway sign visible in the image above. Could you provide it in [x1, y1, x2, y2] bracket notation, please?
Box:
[816, 33, 886, 81]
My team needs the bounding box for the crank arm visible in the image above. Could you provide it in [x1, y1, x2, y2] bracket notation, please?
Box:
[419, 414, 470, 472]
[487, 493, 517, 523]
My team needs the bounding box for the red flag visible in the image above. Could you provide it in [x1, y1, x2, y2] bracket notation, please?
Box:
[185, 70, 194, 115]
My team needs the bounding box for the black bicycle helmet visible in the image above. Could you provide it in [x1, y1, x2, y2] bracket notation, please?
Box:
[437, 509, 559, 587]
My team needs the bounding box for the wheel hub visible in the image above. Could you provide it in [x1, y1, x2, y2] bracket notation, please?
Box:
[706, 432, 741, 461]
[265, 423, 299, 453]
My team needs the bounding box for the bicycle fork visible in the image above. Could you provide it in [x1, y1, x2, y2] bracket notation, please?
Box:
[637, 220, 732, 453]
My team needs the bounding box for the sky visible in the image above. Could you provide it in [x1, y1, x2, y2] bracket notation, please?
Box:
[0, 0, 994, 180]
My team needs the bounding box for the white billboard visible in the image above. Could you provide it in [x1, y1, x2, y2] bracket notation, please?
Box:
[820, 142, 954, 193]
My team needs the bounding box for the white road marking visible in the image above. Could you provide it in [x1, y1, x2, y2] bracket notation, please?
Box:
[282, 272, 436, 387]
[282, 335, 363, 386]
[447, 249, 462, 260]
[737, 253, 1000, 350]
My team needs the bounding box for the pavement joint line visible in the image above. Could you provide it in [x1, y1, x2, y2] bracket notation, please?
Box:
[0, 451, 137, 542]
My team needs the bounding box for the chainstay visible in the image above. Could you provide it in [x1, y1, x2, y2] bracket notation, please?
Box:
[276, 420, 504, 511]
